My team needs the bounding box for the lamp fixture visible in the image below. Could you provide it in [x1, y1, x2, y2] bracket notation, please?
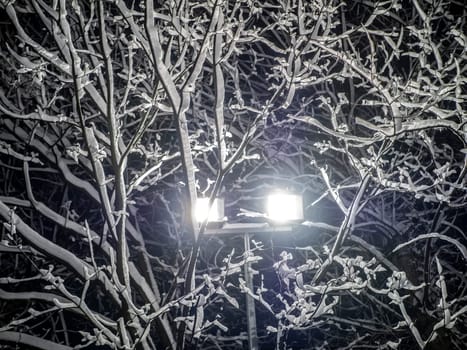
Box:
[266, 193, 303, 222]
[196, 192, 303, 225]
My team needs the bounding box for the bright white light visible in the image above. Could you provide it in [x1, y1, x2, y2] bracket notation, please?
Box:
[195, 198, 224, 223]
[266, 193, 303, 222]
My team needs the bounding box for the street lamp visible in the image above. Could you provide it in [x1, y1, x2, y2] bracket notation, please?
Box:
[197, 193, 304, 350]
[266, 193, 304, 222]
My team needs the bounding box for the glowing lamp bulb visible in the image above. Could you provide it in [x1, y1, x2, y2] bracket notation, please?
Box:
[266, 193, 303, 222]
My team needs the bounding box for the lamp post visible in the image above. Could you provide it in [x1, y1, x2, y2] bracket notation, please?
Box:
[243, 230, 258, 350]
[196, 193, 304, 350]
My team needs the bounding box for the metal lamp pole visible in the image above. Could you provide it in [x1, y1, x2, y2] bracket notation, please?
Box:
[205, 223, 294, 350]
[244, 232, 258, 350]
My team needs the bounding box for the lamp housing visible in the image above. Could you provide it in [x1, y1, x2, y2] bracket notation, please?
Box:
[266, 193, 303, 222]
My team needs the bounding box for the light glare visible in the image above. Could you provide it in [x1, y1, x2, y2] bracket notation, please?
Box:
[195, 198, 224, 223]
[267, 193, 303, 222]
